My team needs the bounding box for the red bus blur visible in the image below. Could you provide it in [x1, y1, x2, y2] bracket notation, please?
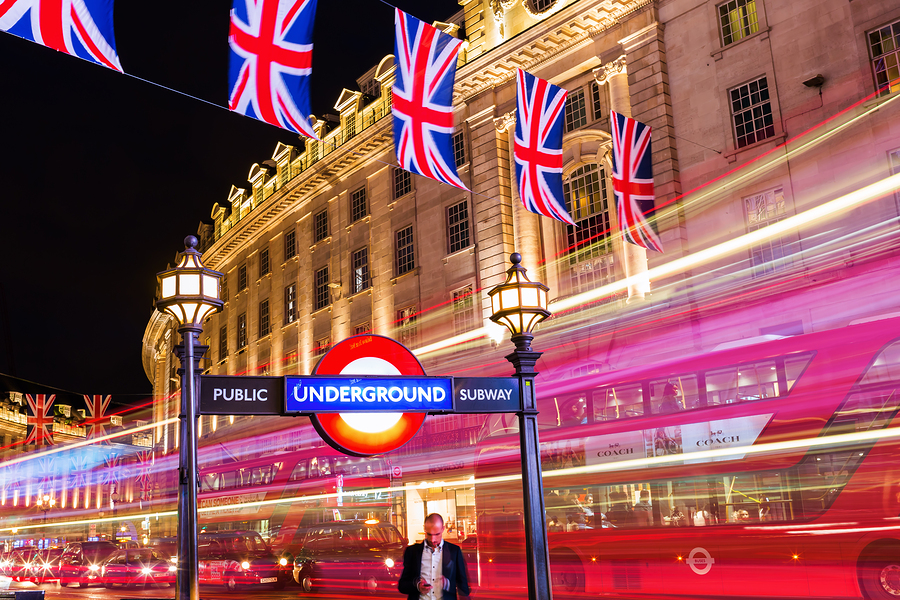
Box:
[474, 316, 900, 599]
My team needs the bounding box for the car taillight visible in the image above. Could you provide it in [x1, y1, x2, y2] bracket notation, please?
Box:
[241, 561, 250, 570]
[279, 558, 288, 566]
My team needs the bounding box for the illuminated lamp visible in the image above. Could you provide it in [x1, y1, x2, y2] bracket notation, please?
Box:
[488, 253, 550, 354]
[156, 236, 223, 328]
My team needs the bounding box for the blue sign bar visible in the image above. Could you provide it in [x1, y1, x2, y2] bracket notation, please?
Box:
[285, 375, 454, 413]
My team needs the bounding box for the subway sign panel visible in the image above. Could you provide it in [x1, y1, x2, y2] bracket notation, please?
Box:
[284, 376, 454, 413]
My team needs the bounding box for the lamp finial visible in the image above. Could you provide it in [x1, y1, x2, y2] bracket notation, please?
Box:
[184, 235, 199, 250]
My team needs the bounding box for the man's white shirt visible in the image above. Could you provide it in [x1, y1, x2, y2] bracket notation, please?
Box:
[419, 540, 445, 600]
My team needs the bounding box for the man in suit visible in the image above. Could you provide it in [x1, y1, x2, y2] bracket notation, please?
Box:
[398, 513, 470, 600]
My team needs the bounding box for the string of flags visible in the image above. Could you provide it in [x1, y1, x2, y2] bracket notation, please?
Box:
[1, 0, 661, 251]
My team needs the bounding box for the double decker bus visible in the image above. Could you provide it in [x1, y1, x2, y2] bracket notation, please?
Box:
[474, 315, 900, 599]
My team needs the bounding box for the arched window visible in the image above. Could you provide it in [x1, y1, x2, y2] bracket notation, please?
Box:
[564, 164, 615, 296]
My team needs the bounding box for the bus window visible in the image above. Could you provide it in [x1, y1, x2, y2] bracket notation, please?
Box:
[706, 359, 778, 405]
[594, 383, 643, 421]
[794, 449, 864, 518]
[318, 458, 332, 476]
[480, 413, 519, 440]
[784, 352, 815, 391]
[559, 396, 587, 426]
[200, 472, 218, 491]
[650, 375, 699, 414]
[826, 389, 900, 435]
[289, 459, 308, 481]
[859, 338, 900, 386]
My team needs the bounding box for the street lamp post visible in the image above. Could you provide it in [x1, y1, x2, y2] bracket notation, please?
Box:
[37, 494, 55, 524]
[155, 235, 223, 600]
[488, 253, 553, 600]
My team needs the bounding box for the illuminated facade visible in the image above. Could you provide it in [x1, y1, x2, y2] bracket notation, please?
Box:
[143, 0, 900, 444]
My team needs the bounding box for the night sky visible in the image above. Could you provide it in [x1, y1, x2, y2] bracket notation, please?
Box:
[0, 0, 461, 397]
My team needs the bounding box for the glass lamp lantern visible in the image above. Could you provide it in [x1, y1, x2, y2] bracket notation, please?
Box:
[156, 236, 224, 329]
[488, 253, 551, 351]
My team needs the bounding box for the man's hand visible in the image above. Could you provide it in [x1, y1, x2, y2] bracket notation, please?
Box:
[417, 578, 433, 593]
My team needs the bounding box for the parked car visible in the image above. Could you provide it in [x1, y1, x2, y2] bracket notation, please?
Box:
[28, 548, 64, 583]
[147, 537, 176, 561]
[57, 541, 119, 588]
[198, 530, 290, 591]
[292, 519, 405, 594]
[0, 552, 11, 577]
[100, 548, 175, 588]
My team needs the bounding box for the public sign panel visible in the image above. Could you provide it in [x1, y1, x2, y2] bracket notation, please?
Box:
[200, 376, 282, 415]
[454, 377, 520, 412]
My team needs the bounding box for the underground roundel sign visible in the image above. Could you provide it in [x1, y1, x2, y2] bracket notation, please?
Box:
[310, 335, 428, 456]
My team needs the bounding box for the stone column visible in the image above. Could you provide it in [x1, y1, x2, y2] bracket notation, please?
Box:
[595, 55, 651, 302]
[493, 111, 543, 269]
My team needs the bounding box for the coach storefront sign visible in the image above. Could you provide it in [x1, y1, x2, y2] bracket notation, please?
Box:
[285, 376, 453, 412]
[199, 376, 283, 415]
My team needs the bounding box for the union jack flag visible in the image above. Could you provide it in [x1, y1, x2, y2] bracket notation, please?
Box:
[513, 69, 573, 225]
[25, 394, 55, 446]
[392, 9, 466, 191]
[102, 453, 119, 486]
[228, 0, 318, 139]
[610, 110, 663, 252]
[35, 456, 55, 493]
[83, 394, 111, 442]
[67, 455, 91, 489]
[136, 450, 154, 500]
[0, 0, 122, 71]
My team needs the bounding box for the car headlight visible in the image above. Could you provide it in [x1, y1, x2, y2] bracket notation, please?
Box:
[89, 565, 100, 572]
[384, 558, 395, 569]
[168, 565, 176, 572]
[241, 561, 250, 570]
[279, 558, 288, 566]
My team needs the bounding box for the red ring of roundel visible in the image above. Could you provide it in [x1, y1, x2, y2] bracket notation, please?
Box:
[310, 335, 427, 456]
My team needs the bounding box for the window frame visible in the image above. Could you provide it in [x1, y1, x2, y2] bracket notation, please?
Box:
[717, 0, 760, 47]
[284, 229, 297, 260]
[258, 299, 270, 338]
[219, 325, 228, 362]
[314, 266, 330, 311]
[447, 200, 471, 254]
[868, 19, 900, 96]
[395, 225, 416, 276]
[350, 186, 368, 223]
[284, 283, 298, 325]
[564, 87, 587, 132]
[393, 168, 412, 200]
[237, 313, 248, 350]
[313, 208, 329, 243]
[238, 264, 248, 292]
[259, 247, 270, 277]
[351, 247, 370, 294]
[729, 75, 775, 149]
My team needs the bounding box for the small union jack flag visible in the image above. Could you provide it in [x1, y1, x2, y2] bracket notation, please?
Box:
[228, 0, 318, 138]
[102, 453, 120, 486]
[392, 9, 467, 191]
[84, 394, 112, 442]
[513, 69, 573, 225]
[0, 0, 122, 71]
[67, 455, 91, 489]
[610, 110, 663, 252]
[136, 450, 154, 500]
[35, 456, 55, 493]
[25, 394, 55, 446]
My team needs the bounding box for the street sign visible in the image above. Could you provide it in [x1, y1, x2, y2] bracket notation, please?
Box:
[453, 377, 520, 412]
[285, 375, 453, 412]
[199, 375, 282, 415]
[391, 465, 402, 478]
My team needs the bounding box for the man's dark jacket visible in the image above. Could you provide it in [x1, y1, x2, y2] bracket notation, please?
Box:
[397, 540, 470, 600]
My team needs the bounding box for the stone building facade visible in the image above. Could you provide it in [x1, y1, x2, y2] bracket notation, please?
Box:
[143, 0, 900, 447]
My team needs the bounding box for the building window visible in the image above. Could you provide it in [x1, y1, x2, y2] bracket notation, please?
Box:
[219, 326, 228, 361]
[259, 299, 270, 337]
[314, 337, 330, 358]
[237, 313, 247, 349]
[351, 187, 368, 223]
[221, 275, 228, 302]
[254, 186, 263, 204]
[314, 209, 328, 243]
[354, 323, 370, 335]
[718, 0, 759, 47]
[279, 163, 290, 187]
[352, 248, 370, 294]
[284, 229, 297, 260]
[393, 168, 412, 200]
[314, 267, 330, 311]
[344, 113, 356, 137]
[565, 88, 587, 132]
[452, 285, 476, 335]
[744, 187, 791, 278]
[284, 284, 297, 324]
[396, 305, 418, 348]
[730, 76, 774, 149]
[259, 247, 270, 276]
[238, 264, 248, 291]
[447, 201, 471, 254]
[591, 82, 605, 121]
[453, 130, 467, 167]
[396, 225, 415, 276]
[361, 78, 381, 99]
[284, 350, 298, 372]
[565, 164, 615, 296]
[528, 0, 558, 13]
[869, 20, 900, 95]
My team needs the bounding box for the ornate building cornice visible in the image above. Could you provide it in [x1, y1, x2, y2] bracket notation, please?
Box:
[493, 110, 516, 132]
[455, 0, 654, 102]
